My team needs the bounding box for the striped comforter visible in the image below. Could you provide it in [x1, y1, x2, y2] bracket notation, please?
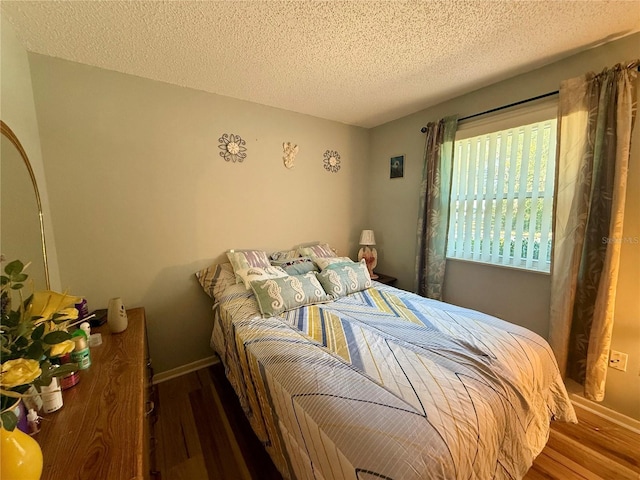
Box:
[210, 282, 576, 480]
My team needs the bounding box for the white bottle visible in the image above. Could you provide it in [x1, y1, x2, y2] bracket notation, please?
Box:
[107, 297, 128, 333]
[40, 377, 63, 413]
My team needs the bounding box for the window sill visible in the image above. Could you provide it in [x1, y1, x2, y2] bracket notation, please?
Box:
[445, 256, 551, 276]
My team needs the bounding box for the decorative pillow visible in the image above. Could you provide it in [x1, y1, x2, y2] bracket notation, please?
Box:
[314, 256, 355, 270]
[226, 250, 271, 283]
[195, 262, 237, 301]
[297, 243, 336, 258]
[269, 249, 299, 261]
[250, 272, 332, 317]
[235, 265, 288, 289]
[271, 257, 319, 275]
[316, 260, 372, 298]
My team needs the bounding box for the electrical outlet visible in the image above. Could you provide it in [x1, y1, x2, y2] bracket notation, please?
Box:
[609, 350, 628, 372]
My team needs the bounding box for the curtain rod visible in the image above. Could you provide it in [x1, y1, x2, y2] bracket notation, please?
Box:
[420, 65, 640, 133]
[458, 90, 559, 123]
[419, 91, 558, 133]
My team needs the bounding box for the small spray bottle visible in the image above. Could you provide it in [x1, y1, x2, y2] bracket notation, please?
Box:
[27, 409, 40, 436]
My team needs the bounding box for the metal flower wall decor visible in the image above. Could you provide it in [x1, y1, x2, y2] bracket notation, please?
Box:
[218, 133, 247, 163]
[323, 150, 341, 173]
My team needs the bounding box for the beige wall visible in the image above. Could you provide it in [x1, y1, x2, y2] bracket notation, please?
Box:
[369, 33, 640, 420]
[28, 54, 370, 373]
[0, 17, 60, 290]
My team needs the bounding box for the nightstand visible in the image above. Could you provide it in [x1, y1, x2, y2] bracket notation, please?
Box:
[373, 273, 397, 286]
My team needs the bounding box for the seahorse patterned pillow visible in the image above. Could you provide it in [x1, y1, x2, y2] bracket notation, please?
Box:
[250, 272, 333, 317]
[316, 260, 372, 298]
[235, 265, 289, 289]
[314, 256, 355, 270]
[195, 262, 237, 301]
[271, 257, 319, 275]
[226, 250, 271, 283]
[297, 243, 336, 258]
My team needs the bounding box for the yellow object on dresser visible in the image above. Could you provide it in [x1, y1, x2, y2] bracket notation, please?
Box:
[0, 425, 43, 480]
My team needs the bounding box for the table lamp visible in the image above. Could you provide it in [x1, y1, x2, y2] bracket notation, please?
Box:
[358, 229, 378, 279]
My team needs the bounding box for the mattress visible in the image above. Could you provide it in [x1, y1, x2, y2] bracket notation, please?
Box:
[210, 281, 576, 480]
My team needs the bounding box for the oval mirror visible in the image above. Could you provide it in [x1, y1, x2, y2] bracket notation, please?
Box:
[1, 120, 50, 290]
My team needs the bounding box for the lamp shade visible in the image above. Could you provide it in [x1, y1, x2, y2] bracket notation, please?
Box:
[359, 230, 376, 246]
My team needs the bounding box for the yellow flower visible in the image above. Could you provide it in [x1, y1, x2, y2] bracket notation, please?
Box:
[0, 359, 42, 388]
[49, 340, 75, 357]
[30, 291, 81, 321]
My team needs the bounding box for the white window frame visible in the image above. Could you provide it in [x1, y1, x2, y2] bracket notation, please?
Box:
[446, 99, 558, 273]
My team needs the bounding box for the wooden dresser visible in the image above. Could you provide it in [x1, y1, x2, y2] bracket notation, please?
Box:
[38, 307, 157, 479]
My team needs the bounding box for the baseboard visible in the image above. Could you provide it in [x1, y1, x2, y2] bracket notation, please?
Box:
[566, 380, 640, 434]
[153, 355, 220, 385]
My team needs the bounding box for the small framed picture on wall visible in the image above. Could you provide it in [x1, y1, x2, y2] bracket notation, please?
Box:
[390, 155, 404, 179]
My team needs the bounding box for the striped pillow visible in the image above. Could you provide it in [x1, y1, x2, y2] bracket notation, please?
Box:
[195, 262, 237, 301]
[269, 249, 299, 261]
[297, 243, 336, 258]
[227, 250, 271, 283]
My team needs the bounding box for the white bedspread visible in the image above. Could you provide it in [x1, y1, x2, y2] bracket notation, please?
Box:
[211, 282, 576, 479]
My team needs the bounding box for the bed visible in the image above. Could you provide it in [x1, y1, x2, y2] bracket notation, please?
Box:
[197, 252, 576, 480]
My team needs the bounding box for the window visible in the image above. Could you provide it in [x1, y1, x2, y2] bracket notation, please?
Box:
[446, 102, 557, 272]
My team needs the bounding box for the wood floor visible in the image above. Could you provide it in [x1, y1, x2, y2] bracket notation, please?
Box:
[524, 406, 640, 480]
[155, 363, 640, 479]
[154, 362, 281, 480]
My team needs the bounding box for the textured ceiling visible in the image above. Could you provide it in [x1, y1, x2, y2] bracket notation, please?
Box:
[2, 1, 639, 127]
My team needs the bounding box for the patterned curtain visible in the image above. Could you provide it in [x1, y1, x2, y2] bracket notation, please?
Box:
[415, 116, 458, 300]
[549, 61, 638, 401]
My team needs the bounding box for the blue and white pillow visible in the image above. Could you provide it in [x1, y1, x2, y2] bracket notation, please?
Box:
[250, 272, 332, 317]
[314, 256, 355, 270]
[235, 265, 288, 289]
[316, 260, 372, 298]
[271, 257, 318, 275]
